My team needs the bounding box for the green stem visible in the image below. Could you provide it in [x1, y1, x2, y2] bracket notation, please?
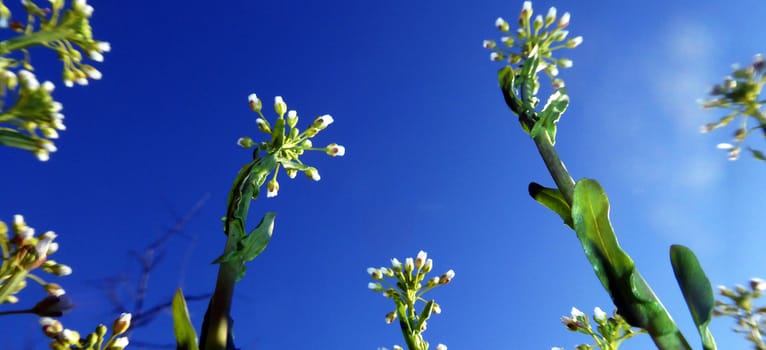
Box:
[202, 247, 238, 350]
[0, 29, 71, 56]
[532, 131, 575, 205]
[0, 266, 27, 303]
[509, 93, 691, 349]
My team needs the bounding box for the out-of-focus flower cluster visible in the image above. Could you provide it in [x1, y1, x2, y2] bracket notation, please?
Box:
[553, 306, 644, 350]
[0, 0, 109, 160]
[40, 312, 131, 350]
[0, 215, 72, 305]
[715, 279, 766, 349]
[700, 54, 766, 161]
[237, 93, 345, 198]
[368, 251, 453, 350]
[484, 1, 581, 88]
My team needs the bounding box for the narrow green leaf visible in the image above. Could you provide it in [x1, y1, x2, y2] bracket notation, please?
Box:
[172, 289, 199, 350]
[572, 179, 691, 349]
[670, 245, 717, 350]
[498, 66, 534, 133]
[748, 147, 766, 161]
[519, 54, 540, 109]
[213, 212, 276, 281]
[532, 89, 569, 144]
[527, 182, 572, 228]
[571, 179, 634, 291]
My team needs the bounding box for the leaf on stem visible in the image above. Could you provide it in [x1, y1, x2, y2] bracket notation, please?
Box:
[530, 88, 569, 144]
[670, 245, 717, 350]
[213, 212, 276, 281]
[571, 179, 691, 348]
[528, 182, 572, 228]
[172, 289, 200, 350]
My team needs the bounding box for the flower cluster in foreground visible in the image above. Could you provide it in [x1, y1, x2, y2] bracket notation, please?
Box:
[553, 306, 644, 350]
[0, 215, 72, 305]
[369, 251, 454, 350]
[40, 312, 131, 350]
[0, 0, 110, 160]
[237, 94, 345, 198]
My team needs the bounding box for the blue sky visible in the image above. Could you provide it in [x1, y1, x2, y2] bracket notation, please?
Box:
[3, 1, 766, 349]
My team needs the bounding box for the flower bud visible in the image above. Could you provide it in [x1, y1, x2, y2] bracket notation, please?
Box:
[482, 40, 496, 49]
[237, 137, 255, 149]
[565, 36, 583, 48]
[558, 12, 570, 28]
[545, 7, 557, 26]
[385, 311, 396, 324]
[593, 307, 607, 323]
[495, 17, 509, 32]
[439, 269, 455, 284]
[533, 15, 543, 32]
[248, 93, 262, 112]
[274, 96, 287, 117]
[266, 179, 279, 198]
[305, 167, 320, 181]
[255, 118, 272, 134]
[110, 336, 129, 349]
[325, 143, 345, 157]
[415, 250, 427, 268]
[286, 110, 298, 128]
[313, 114, 334, 130]
[520, 1, 532, 22]
[112, 313, 131, 335]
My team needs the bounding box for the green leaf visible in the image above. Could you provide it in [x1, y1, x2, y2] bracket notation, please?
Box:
[748, 147, 766, 161]
[498, 66, 533, 134]
[213, 212, 276, 281]
[172, 289, 199, 350]
[670, 245, 717, 350]
[519, 54, 540, 110]
[528, 182, 572, 228]
[571, 179, 691, 348]
[531, 89, 569, 144]
[571, 179, 634, 292]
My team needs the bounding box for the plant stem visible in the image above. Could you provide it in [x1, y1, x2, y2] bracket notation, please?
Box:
[0, 266, 26, 303]
[0, 29, 71, 56]
[202, 243, 239, 350]
[532, 131, 575, 205]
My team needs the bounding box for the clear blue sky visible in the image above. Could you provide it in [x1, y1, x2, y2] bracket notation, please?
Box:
[3, 1, 766, 349]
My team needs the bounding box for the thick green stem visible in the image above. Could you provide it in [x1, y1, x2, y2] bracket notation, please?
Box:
[203, 258, 237, 350]
[0, 29, 71, 56]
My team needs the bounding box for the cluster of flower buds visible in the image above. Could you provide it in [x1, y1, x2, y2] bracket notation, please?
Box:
[0, 0, 108, 160]
[40, 312, 130, 350]
[0, 215, 71, 304]
[13, 0, 110, 87]
[700, 54, 766, 161]
[238, 93, 345, 198]
[714, 278, 766, 346]
[368, 251, 453, 350]
[484, 1, 581, 87]
[554, 307, 642, 350]
[385, 344, 447, 350]
[0, 66, 66, 161]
